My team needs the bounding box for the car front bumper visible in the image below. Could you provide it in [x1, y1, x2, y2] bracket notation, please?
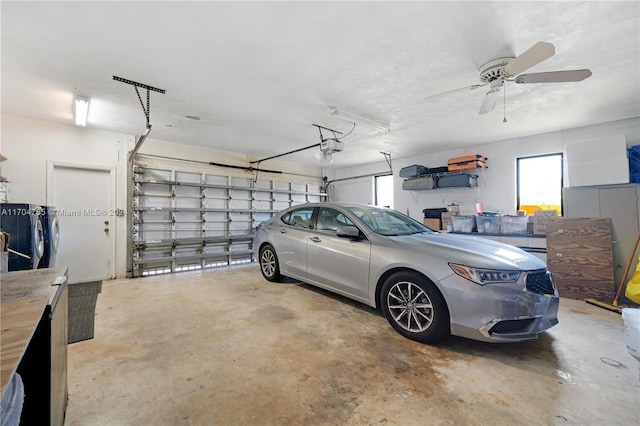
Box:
[440, 272, 560, 343]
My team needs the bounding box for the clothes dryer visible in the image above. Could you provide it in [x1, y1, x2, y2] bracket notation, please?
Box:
[38, 206, 60, 268]
[0, 203, 45, 271]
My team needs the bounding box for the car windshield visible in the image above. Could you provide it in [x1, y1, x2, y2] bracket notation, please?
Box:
[344, 206, 434, 236]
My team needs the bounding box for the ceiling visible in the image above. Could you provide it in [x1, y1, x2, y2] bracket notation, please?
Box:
[2, 1, 639, 167]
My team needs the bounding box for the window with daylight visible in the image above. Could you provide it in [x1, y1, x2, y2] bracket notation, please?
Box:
[375, 175, 394, 209]
[517, 153, 563, 216]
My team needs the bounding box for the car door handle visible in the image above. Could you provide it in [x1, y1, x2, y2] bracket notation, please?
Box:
[309, 236, 321, 243]
[280, 228, 287, 233]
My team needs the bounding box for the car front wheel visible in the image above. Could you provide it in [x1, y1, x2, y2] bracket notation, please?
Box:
[380, 271, 450, 343]
[259, 244, 282, 282]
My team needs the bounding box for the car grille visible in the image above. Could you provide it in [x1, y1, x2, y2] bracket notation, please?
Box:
[525, 271, 554, 295]
[489, 318, 535, 335]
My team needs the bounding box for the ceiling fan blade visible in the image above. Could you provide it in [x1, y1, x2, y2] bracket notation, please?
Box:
[425, 84, 486, 101]
[515, 69, 592, 84]
[479, 89, 501, 115]
[503, 41, 555, 77]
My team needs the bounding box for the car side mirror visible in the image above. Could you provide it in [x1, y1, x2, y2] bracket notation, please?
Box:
[336, 226, 360, 239]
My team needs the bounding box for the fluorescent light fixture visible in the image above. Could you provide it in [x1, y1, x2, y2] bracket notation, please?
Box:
[329, 106, 390, 134]
[75, 96, 89, 126]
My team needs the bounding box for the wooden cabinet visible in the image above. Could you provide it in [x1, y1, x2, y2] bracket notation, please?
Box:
[1, 268, 69, 426]
[564, 183, 640, 291]
[546, 218, 615, 300]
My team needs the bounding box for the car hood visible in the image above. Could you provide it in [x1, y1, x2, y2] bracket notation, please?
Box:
[388, 232, 546, 271]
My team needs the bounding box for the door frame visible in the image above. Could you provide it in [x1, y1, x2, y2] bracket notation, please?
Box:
[46, 161, 117, 280]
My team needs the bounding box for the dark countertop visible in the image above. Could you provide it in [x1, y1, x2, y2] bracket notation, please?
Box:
[1, 267, 68, 400]
[0, 267, 68, 304]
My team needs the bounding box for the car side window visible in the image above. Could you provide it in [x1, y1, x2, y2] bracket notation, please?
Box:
[281, 208, 314, 229]
[316, 207, 355, 232]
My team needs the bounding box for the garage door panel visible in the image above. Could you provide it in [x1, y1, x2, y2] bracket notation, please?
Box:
[131, 162, 326, 277]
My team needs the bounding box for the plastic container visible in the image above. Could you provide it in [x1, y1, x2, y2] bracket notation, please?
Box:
[501, 216, 528, 234]
[476, 216, 501, 233]
[622, 308, 640, 360]
[452, 215, 476, 233]
[422, 208, 447, 219]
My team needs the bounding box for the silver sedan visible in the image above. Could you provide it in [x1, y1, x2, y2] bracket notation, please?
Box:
[253, 203, 559, 343]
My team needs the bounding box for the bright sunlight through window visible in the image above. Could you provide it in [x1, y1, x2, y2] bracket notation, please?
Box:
[517, 154, 563, 216]
[375, 175, 394, 209]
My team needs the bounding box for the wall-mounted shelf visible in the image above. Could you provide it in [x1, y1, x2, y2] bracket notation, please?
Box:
[402, 171, 478, 190]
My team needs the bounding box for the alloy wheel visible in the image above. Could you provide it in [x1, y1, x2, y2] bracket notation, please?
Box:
[261, 248, 276, 277]
[386, 281, 434, 332]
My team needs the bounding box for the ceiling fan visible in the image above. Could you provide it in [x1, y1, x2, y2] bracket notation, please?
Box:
[426, 41, 592, 114]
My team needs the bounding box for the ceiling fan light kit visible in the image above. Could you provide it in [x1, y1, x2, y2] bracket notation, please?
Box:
[426, 41, 592, 116]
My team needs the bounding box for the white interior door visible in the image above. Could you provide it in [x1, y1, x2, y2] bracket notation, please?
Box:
[48, 163, 115, 283]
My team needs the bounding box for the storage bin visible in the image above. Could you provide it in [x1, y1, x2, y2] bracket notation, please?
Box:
[422, 208, 447, 218]
[622, 308, 640, 360]
[501, 216, 528, 234]
[476, 216, 501, 233]
[399, 165, 429, 178]
[428, 166, 449, 174]
[452, 215, 476, 233]
[436, 174, 478, 188]
[402, 176, 434, 190]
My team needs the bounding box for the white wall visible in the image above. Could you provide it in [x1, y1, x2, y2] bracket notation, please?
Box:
[1, 113, 323, 278]
[135, 137, 323, 185]
[324, 161, 389, 204]
[1, 114, 123, 204]
[3, 113, 638, 276]
[326, 117, 640, 222]
[1, 114, 131, 278]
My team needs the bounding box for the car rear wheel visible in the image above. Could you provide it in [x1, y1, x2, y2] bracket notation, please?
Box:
[259, 244, 282, 282]
[381, 271, 450, 343]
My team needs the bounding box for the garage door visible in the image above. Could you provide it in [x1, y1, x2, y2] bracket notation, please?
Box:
[130, 162, 326, 277]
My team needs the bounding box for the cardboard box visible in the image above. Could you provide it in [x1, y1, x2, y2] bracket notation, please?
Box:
[423, 218, 441, 230]
[441, 212, 455, 231]
[533, 210, 560, 235]
[534, 209, 558, 217]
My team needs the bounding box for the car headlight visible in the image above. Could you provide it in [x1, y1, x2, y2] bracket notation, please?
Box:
[449, 263, 521, 285]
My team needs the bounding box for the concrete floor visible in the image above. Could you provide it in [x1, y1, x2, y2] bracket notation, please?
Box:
[65, 265, 639, 426]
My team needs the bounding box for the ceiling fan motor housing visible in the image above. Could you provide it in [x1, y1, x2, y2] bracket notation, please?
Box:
[479, 57, 514, 83]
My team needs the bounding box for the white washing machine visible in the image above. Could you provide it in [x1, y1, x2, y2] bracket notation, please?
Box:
[38, 206, 60, 268]
[0, 203, 45, 270]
